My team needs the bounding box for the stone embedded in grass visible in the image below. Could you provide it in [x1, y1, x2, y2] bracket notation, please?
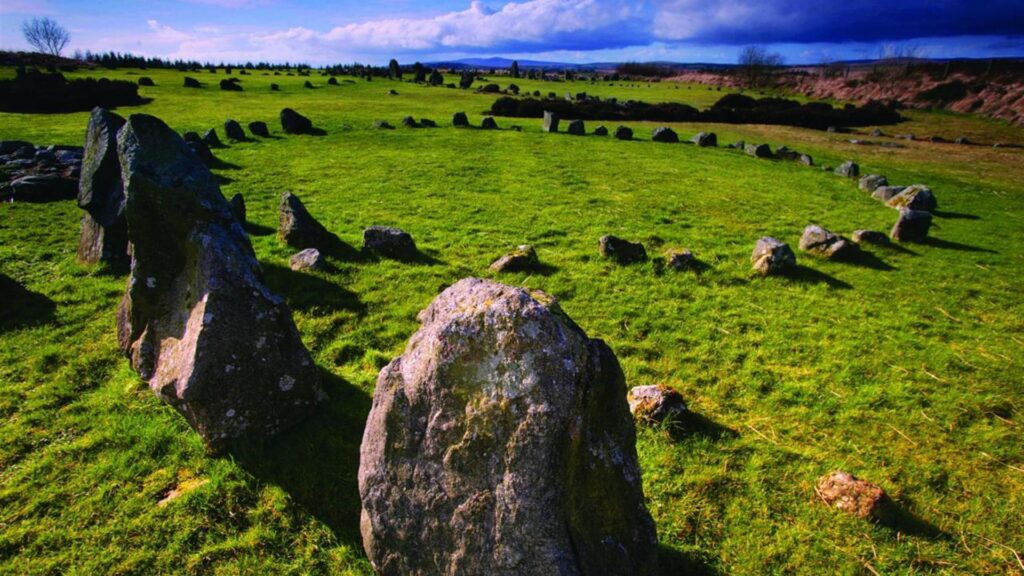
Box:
[542, 110, 559, 132]
[270, 83, 280, 91]
[859, 174, 888, 192]
[800, 153, 814, 166]
[614, 125, 633, 140]
[419, 118, 437, 128]
[289, 248, 324, 271]
[481, 117, 498, 130]
[727, 140, 745, 149]
[872, 185, 905, 202]
[799, 225, 857, 260]
[852, 229, 888, 245]
[567, 119, 586, 135]
[363, 226, 416, 259]
[594, 125, 609, 136]
[304, 80, 314, 89]
[751, 236, 796, 276]
[891, 207, 932, 242]
[774, 145, 799, 160]
[7, 173, 78, 202]
[279, 191, 332, 249]
[280, 108, 314, 134]
[224, 119, 245, 140]
[358, 278, 658, 576]
[665, 248, 698, 271]
[834, 161, 860, 178]
[489, 244, 538, 272]
[248, 121, 270, 137]
[452, 111, 469, 127]
[372, 120, 395, 130]
[691, 132, 717, 147]
[816, 471, 889, 520]
[400, 116, 416, 128]
[229, 193, 245, 224]
[886, 184, 937, 212]
[599, 235, 647, 264]
[183, 77, 200, 88]
[219, 79, 242, 92]
[745, 143, 772, 158]
[77, 107, 128, 265]
[628, 385, 687, 424]
[115, 113, 322, 448]
[651, 126, 679, 143]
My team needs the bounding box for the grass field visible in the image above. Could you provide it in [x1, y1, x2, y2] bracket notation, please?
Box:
[2, 67, 1023, 575]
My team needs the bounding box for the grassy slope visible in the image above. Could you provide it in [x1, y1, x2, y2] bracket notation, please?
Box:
[1, 68, 1022, 575]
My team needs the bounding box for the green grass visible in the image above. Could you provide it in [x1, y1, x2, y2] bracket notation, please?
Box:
[2, 67, 1023, 575]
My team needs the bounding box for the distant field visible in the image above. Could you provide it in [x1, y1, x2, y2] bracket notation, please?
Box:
[1, 67, 1022, 575]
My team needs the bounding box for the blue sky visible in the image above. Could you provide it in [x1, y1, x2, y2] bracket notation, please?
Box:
[1, 0, 1023, 65]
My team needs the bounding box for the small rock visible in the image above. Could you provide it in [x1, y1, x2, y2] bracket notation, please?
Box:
[651, 126, 679, 143]
[137, 77, 155, 87]
[858, 174, 888, 192]
[372, 120, 394, 130]
[489, 245, 538, 272]
[798, 225, 856, 260]
[627, 385, 687, 424]
[665, 249, 697, 271]
[400, 116, 417, 128]
[745, 143, 772, 158]
[727, 140, 745, 149]
[599, 235, 647, 264]
[851, 229, 888, 245]
[593, 125, 608, 136]
[955, 136, 971, 145]
[419, 118, 437, 128]
[691, 132, 717, 147]
[289, 248, 325, 271]
[816, 471, 889, 520]
[202, 129, 221, 147]
[248, 121, 270, 137]
[774, 145, 799, 160]
[183, 77, 200, 88]
[834, 161, 860, 178]
[891, 208, 932, 242]
[304, 80, 314, 89]
[363, 226, 416, 258]
[751, 237, 796, 276]
[614, 126, 633, 140]
[220, 79, 243, 91]
[870, 128, 883, 137]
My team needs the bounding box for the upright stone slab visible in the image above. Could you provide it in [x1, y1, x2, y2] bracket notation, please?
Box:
[542, 111, 559, 133]
[359, 278, 658, 576]
[279, 191, 332, 249]
[77, 107, 128, 265]
[115, 114, 322, 447]
[567, 119, 586, 135]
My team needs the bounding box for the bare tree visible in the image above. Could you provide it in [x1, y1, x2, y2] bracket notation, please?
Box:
[872, 43, 924, 97]
[737, 46, 783, 88]
[22, 17, 70, 56]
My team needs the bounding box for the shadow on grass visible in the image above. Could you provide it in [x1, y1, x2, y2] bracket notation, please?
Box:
[262, 262, 366, 315]
[879, 498, 948, 540]
[0, 273, 56, 333]
[657, 545, 722, 576]
[665, 411, 737, 442]
[362, 248, 446, 266]
[230, 368, 372, 544]
[918, 237, 997, 254]
[243, 221, 276, 237]
[841, 250, 895, 271]
[933, 210, 980, 220]
[781, 265, 853, 290]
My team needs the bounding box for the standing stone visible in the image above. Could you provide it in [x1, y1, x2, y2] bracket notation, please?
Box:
[594, 125, 609, 136]
[886, 184, 937, 212]
[891, 208, 932, 242]
[248, 121, 270, 137]
[567, 119, 586, 135]
[745, 143, 772, 158]
[481, 117, 498, 130]
[690, 132, 717, 147]
[452, 112, 469, 127]
[613, 126, 633, 140]
[751, 237, 796, 275]
[115, 114, 322, 447]
[280, 108, 314, 134]
[816, 472, 889, 520]
[798, 225, 857, 260]
[599, 235, 647, 264]
[834, 161, 860, 178]
[77, 107, 128, 265]
[489, 245, 538, 272]
[224, 119, 245, 140]
[203, 128, 221, 147]
[429, 70, 444, 85]
[229, 193, 246, 223]
[279, 192, 332, 249]
[359, 278, 658, 576]
[363, 226, 416, 258]
[651, 127, 678, 143]
[542, 111, 559, 133]
[858, 174, 888, 192]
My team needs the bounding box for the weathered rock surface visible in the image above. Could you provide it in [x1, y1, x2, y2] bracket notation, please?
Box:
[115, 113, 322, 447]
[816, 471, 889, 520]
[665, 248, 697, 271]
[858, 174, 888, 192]
[280, 108, 314, 134]
[289, 248, 325, 271]
[363, 226, 416, 258]
[799, 225, 857, 260]
[542, 110, 559, 132]
[567, 119, 585, 135]
[872, 185, 906, 202]
[751, 237, 796, 275]
[77, 107, 128, 264]
[745, 143, 772, 158]
[691, 132, 717, 147]
[651, 126, 679, 143]
[358, 278, 658, 576]
[852, 229, 889, 245]
[628, 385, 687, 424]
[834, 161, 860, 178]
[891, 208, 932, 242]
[489, 244, 538, 272]
[224, 119, 245, 140]
[886, 184, 937, 212]
[599, 235, 647, 264]
[279, 192, 332, 249]
[774, 145, 799, 160]
[799, 153, 814, 166]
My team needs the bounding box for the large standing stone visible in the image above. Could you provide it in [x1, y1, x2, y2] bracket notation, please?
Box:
[886, 184, 937, 212]
[798, 225, 857, 260]
[359, 278, 658, 576]
[651, 127, 678, 143]
[77, 107, 128, 264]
[599, 235, 647, 264]
[542, 111, 559, 133]
[280, 108, 314, 134]
[279, 192, 332, 249]
[891, 208, 932, 242]
[751, 237, 796, 275]
[115, 114, 322, 447]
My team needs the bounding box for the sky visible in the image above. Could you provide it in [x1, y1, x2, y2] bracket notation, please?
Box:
[1, 0, 1023, 66]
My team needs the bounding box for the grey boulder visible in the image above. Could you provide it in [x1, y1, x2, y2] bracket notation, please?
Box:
[279, 191, 332, 249]
[751, 236, 796, 275]
[77, 107, 128, 265]
[363, 226, 416, 258]
[891, 208, 932, 242]
[798, 225, 857, 260]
